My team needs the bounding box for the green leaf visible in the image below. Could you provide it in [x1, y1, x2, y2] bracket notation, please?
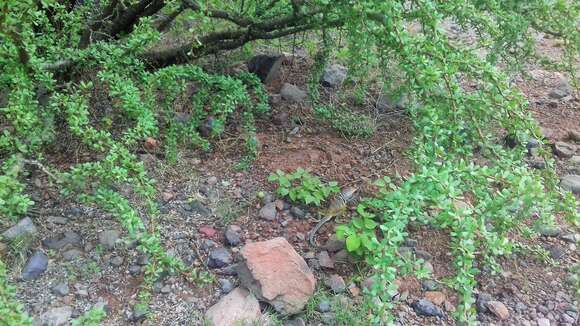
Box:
[346, 234, 361, 252]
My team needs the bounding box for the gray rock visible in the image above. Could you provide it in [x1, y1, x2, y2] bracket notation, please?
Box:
[38, 306, 73, 326]
[247, 54, 284, 84]
[47, 216, 68, 225]
[110, 256, 124, 266]
[290, 206, 306, 219]
[536, 224, 561, 237]
[476, 293, 493, 313]
[527, 138, 541, 150]
[421, 279, 439, 291]
[415, 250, 433, 260]
[219, 278, 234, 294]
[548, 245, 565, 260]
[201, 239, 218, 252]
[325, 274, 346, 293]
[61, 249, 82, 261]
[129, 265, 142, 275]
[259, 202, 277, 221]
[317, 251, 334, 269]
[189, 200, 211, 216]
[51, 282, 70, 297]
[317, 301, 331, 313]
[549, 87, 570, 99]
[42, 232, 81, 250]
[225, 229, 241, 247]
[132, 304, 148, 321]
[280, 83, 307, 102]
[21, 250, 48, 280]
[321, 64, 347, 88]
[423, 261, 434, 274]
[218, 264, 239, 276]
[98, 230, 120, 249]
[207, 176, 218, 185]
[2, 217, 37, 241]
[136, 254, 150, 265]
[208, 248, 233, 268]
[561, 175, 580, 194]
[376, 92, 408, 111]
[561, 233, 579, 243]
[322, 236, 345, 253]
[284, 318, 306, 326]
[554, 142, 576, 158]
[404, 239, 418, 248]
[333, 249, 356, 264]
[160, 285, 171, 294]
[411, 299, 444, 317]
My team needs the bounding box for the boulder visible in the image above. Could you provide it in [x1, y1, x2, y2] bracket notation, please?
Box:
[553, 142, 576, 158]
[21, 250, 48, 280]
[321, 64, 347, 88]
[205, 287, 261, 326]
[280, 83, 307, 103]
[561, 175, 580, 194]
[237, 237, 316, 315]
[2, 217, 37, 241]
[247, 54, 284, 84]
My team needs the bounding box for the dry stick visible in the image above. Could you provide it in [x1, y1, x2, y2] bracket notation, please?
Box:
[23, 159, 61, 183]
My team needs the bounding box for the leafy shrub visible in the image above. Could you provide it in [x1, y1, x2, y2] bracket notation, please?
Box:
[314, 105, 375, 138]
[71, 306, 106, 326]
[268, 168, 340, 206]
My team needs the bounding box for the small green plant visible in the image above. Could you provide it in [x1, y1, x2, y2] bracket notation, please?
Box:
[0, 259, 32, 325]
[313, 105, 375, 139]
[268, 168, 339, 206]
[71, 306, 106, 326]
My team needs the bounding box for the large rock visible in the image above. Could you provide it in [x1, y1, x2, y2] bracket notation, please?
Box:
[280, 83, 307, 103]
[42, 232, 81, 250]
[561, 175, 580, 194]
[554, 142, 576, 158]
[237, 237, 316, 315]
[37, 306, 73, 326]
[98, 230, 120, 249]
[21, 250, 48, 281]
[205, 287, 261, 326]
[247, 54, 284, 84]
[321, 64, 347, 88]
[2, 217, 37, 241]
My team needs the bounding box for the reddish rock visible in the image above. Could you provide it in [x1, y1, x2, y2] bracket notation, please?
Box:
[237, 237, 316, 315]
[347, 284, 360, 297]
[161, 191, 175, 202]
[486, 300, 510, 320]
[205, 287, 261, 326]
[144, 137, 160, 151]
[199, 227, 218, 238]
[424, 291, 446, 306]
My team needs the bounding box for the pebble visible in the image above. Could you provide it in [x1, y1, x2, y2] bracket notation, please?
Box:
[21, 250, 48, 281]
[290, 206, 306, 219]
[225, 229, 241, 246]
[51, 282, 70, 297]
[129, 265, 141, 275]
[487, 301, 510, 320]
[199, 227, 217, 238]
[207, 248, 233, 268]
[561, 233, 580, 243]
[39, 306, 73, 326]
[98, 230, 120, 249]
[317, 301, 331, 313]
[110, 256, 124, 266]
[62, 249, 82, 261]
[207, 176, 218, 185]
[411, 299, 444, 317]
[415, 250, 433, 260]
[325, 274, 346, 293]
[548, 245, 565, 260]
[421, 279, 439, 291]
[322, 236, 345, 253]
[259, 202, 277, 221]
[132, 304, 148, 321]
[537, 318, 550, 326]
[47, 216, 68, 225]
[219, 278, 234, 294]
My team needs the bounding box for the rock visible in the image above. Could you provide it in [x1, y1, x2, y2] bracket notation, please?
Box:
[476, 293, 493, 313]
[348, 284, 361, 297]
[61, 249, 82, 261]
[325, 274, 346, 293]
[189, 201, 211, 216]
[536, 224, 561, 237]
[132, 304, 148, 321]
[322, 236, 345, 253]
[225, 229, 241, 247]
[285, 318, 306, 326]
[548, 245, 565, 260]
[333, 249, 355, 264]
[376, 92, 408, 111]
[444, 301, 456, 312]
[247, 54, 284, 84]
[321, 64, 347, 88]
[160, 285, 171, 294]
[2, 217, 37, 241]
[561, 175, 580, 194]
[487, 301, 510, 320]
[208, 248, 233, 268]
[273, 112, 290, 126]
[280, 83, 307, 103]
[110, 256, 124, 266]
[290, 206, 306, 219]
[423, 261, 434, 274]
[98, 230, 120, 249]
[415, 250, 433, 260]
[568, 130, 580, 142]
[554, 142, 577, 158]
[404, 239, 418, 248]
[42, 232, 81, 250]
[317, 251, 334, 269]
[38, 306, 73, 326]
[317, 301, 331, 313]
[537, 318, 551, 326]
[218, 264, 238, 276]
[207, 176, 218, 185]
[561, 233, 579, 243]
[21, 250, 48, 280]
[411, 299, 444, 317]
[421, 279, 439, 291]
[205, 287, 261, 326]
[397, 246, 413, 257]
[47, 216, 68, 225]
[259, 202, 277, 221]
[237, 237, 316, 315]
[51, 283, 70, 297]
[549, 85, 570, 99]
[136, 254, 150, 265]
[424, 291, 446, 306]
[129, 265, 142, 275]
[218, 278, 234, 294]
[199, 227, 218, 238]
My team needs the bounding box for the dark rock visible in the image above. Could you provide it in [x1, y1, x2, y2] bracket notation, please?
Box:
[98, 230, 120, 249]
[110, 256, 124, 266]
[259, 202, 277, 221]
[190, 201, 211, 216]
[21, 250, 48, 280]
[208, 248, 233, 268]
[321, 64, 347, 88]
[529, 160, 546, 169]
[225, 229, 241, 247]
[290, 206, 306, 219]
[51, 282, 70, 297]
[136, 254, 150, 265]
[219, 278, 234, 294]
[411, 299, 444, 317]
[325, 274, 346, 293]
[129, 265, 142, 275]
[554, 142, 576, 158]
[280, 83, 307, 102]
[421, 279, 439, 291]
[317, 251, 334, 269]
[317, 301, 331, 313]
[201, 239, 218, 251]
[61, 249, 82, 261]
[2, 217, 37, 240]
[247, 54, 284, 84]
[322, 236, 345, 253]
[132, 305, 148, 321]
[404, 239, 418, 248]
[527, 138, 541, 150]
[548, 245, 565, 260]
[476, 293, 493, 313]
[273, 112, 290, 126]
[415, 250, 433, 260]
[42, 232, 81, 250]
[561, 233, 579, 243]
[333, 249, 356, 264]
[561, 175, 580, 194]
[218, 263, 239, 276]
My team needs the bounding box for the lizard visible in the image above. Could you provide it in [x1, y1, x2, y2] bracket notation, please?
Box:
[308, 186, 358, 247]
